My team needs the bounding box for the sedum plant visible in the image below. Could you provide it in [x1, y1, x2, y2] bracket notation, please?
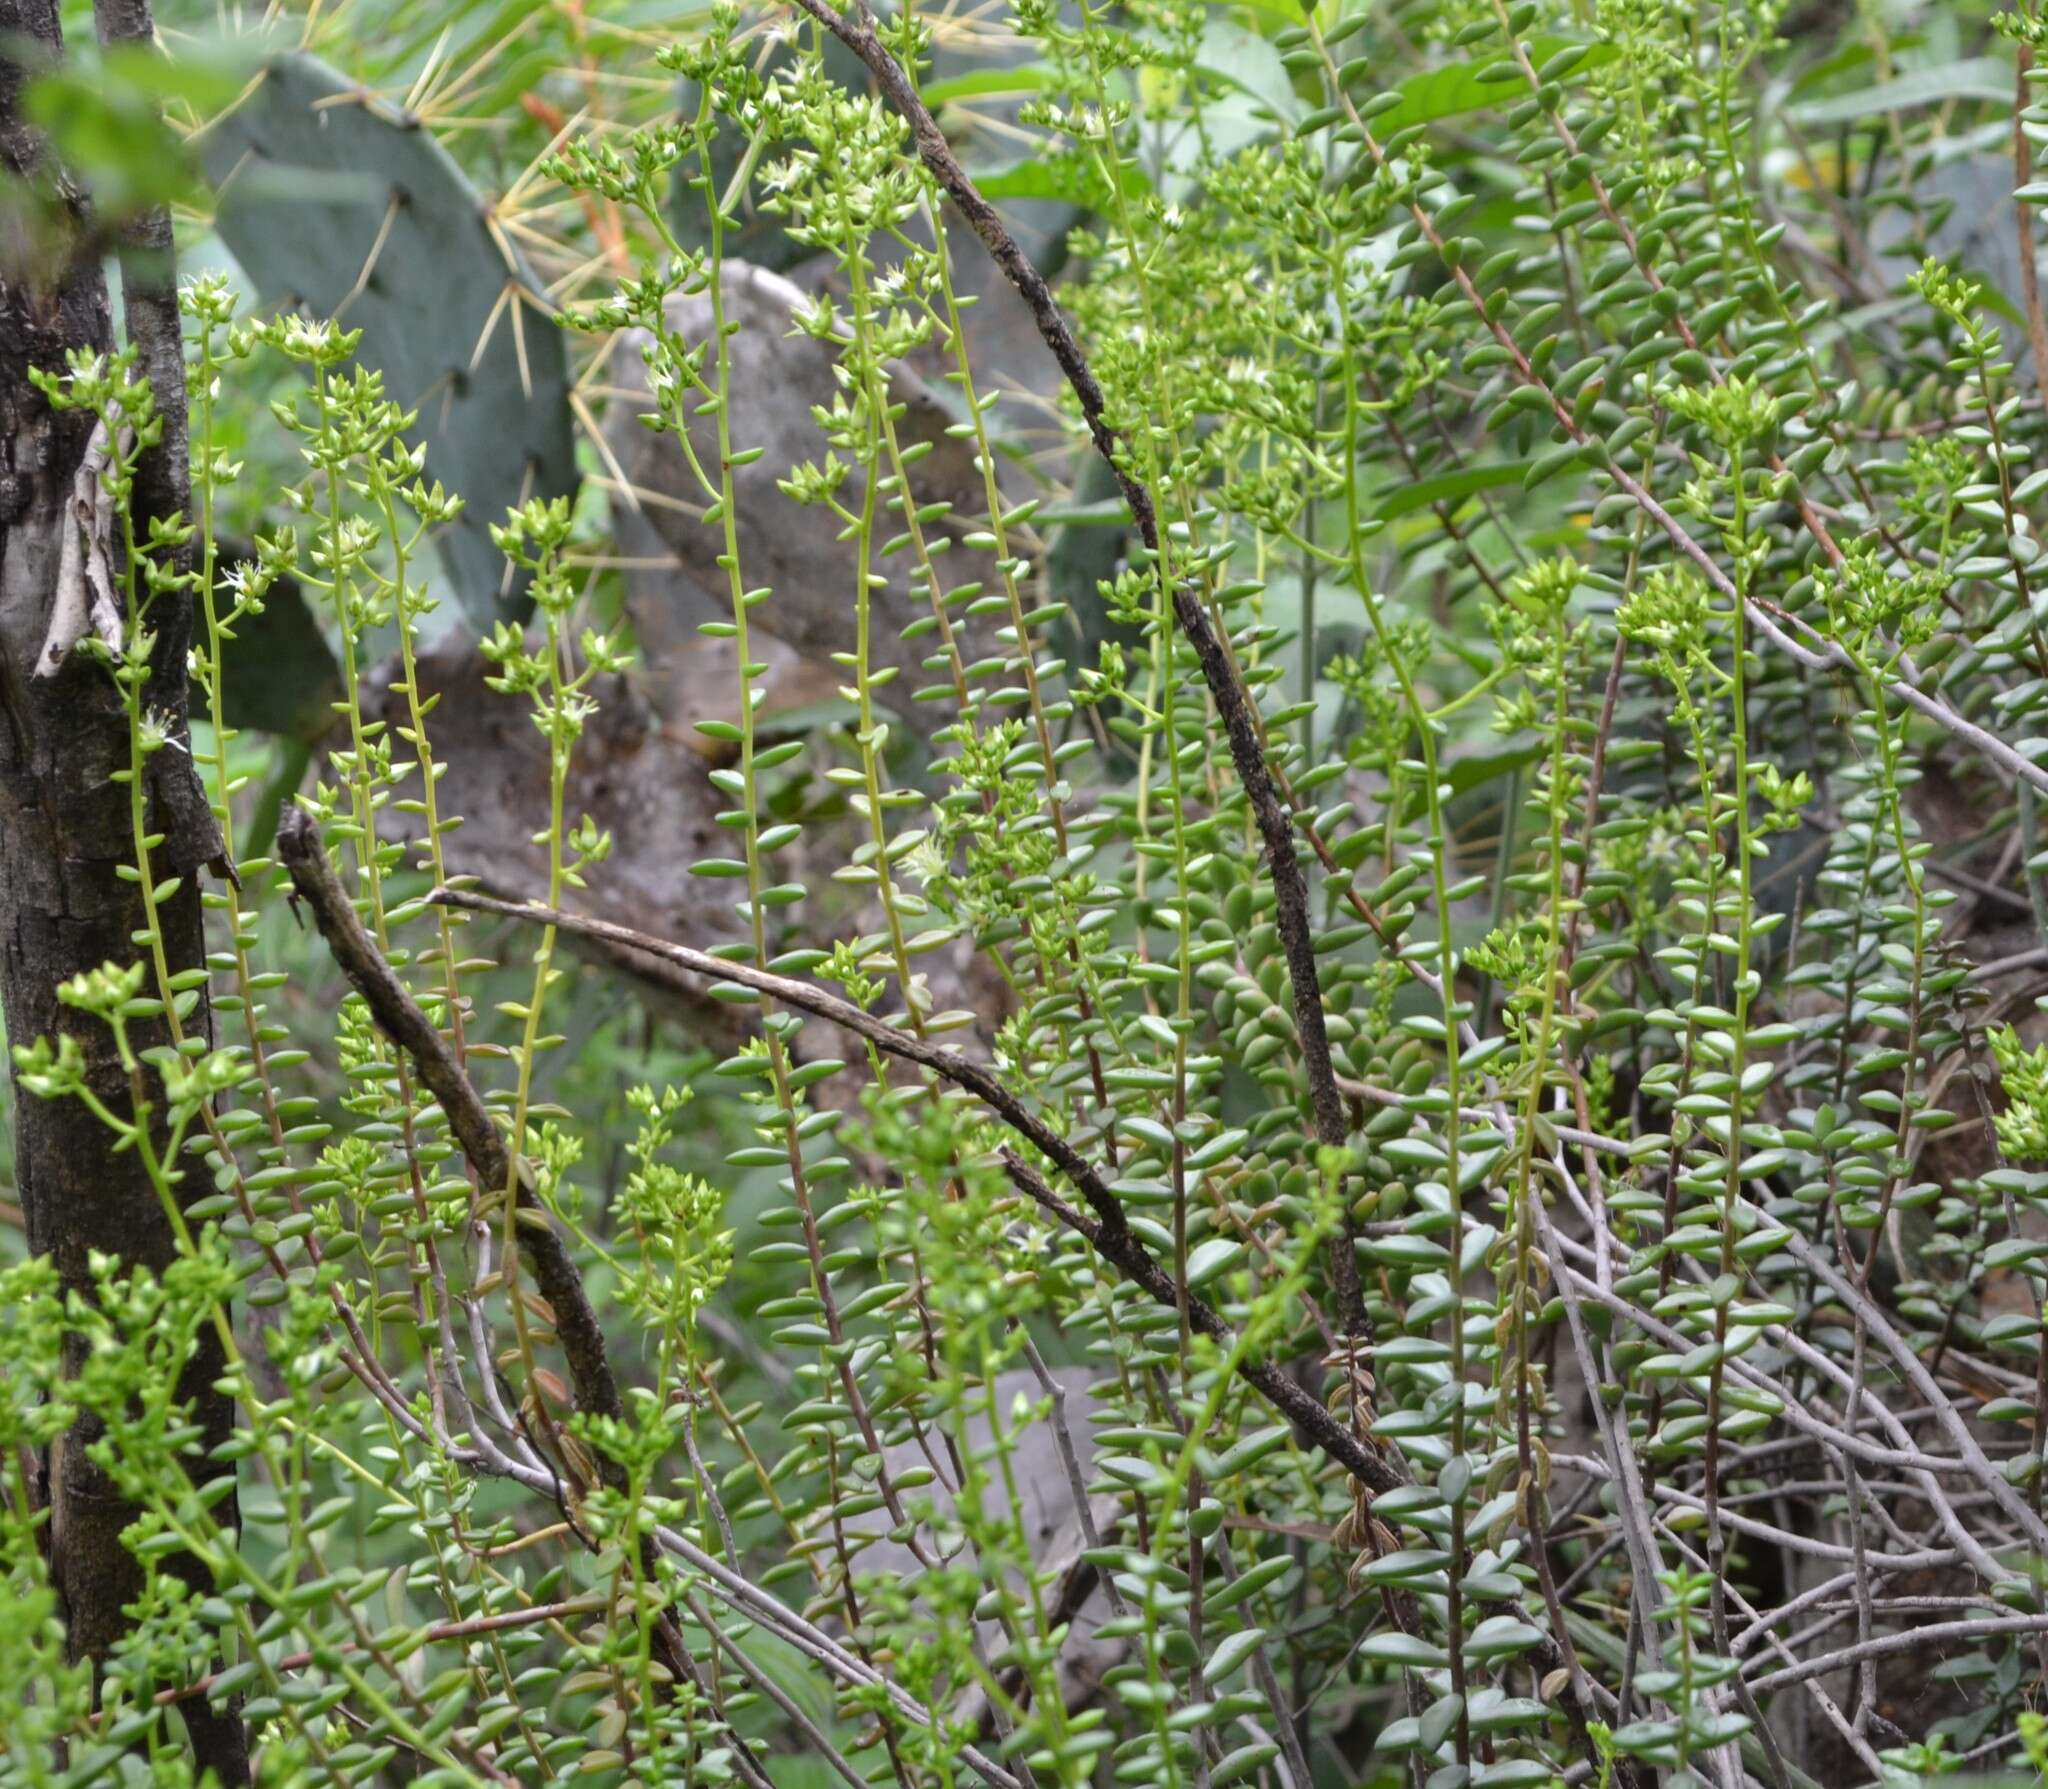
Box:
[11, 1, 2048, 1787]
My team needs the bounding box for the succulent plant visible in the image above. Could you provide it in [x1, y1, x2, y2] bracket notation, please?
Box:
[602, 260, 991, 727]
[198, 51, 577, 626]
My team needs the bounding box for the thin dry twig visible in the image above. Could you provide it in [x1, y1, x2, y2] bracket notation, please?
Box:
[275, 809, 712, 1702]
[280, 811, 628, 1448]
[779, 0, 1366, 1329]
[427, 880, 1410, 1498]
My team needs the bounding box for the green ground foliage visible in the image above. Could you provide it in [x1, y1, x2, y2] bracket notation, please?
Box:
[6, 0, 2048, 1785]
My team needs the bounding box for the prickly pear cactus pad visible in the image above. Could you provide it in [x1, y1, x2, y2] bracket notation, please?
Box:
[197, 52, 577, 624]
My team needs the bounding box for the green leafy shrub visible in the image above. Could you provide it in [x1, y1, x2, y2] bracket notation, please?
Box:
[9, 2, 2048, 1787]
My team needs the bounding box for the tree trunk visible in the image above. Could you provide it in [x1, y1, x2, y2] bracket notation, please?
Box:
[0, 5, 245, 1777]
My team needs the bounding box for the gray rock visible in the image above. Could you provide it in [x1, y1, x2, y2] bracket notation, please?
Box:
[1874, 153, 2045, 381]
[601, 261, 997, 728]
[853, 1365, 1127, 1715]
[362, 626, 1014, 1060]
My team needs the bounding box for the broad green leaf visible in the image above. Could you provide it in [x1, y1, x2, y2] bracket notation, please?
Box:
[1197, 20, 1299, 122]
[1467, 1615, 1546, 1661]
[1372, 460, 1535, 520]
[974, 151, 1154, 205]
[1369, 38, 1620, 135]
[1185, 1237, 1245, 1287]
[1213, 1743, 1282, 1786]
[1446, 739, 1547, 798]
[1360, 1632, 1450, 1668]
[922, 63, 1060, 106]
[1789, 57, 2012, 125]
[1201, 1626, 1267, 1683]
[1358, 1548, 1453, 1586]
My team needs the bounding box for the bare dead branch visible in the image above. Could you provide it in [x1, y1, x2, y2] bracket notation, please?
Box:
[777, 0, 1363, 1326]
[428, 880, 1410, 1498]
